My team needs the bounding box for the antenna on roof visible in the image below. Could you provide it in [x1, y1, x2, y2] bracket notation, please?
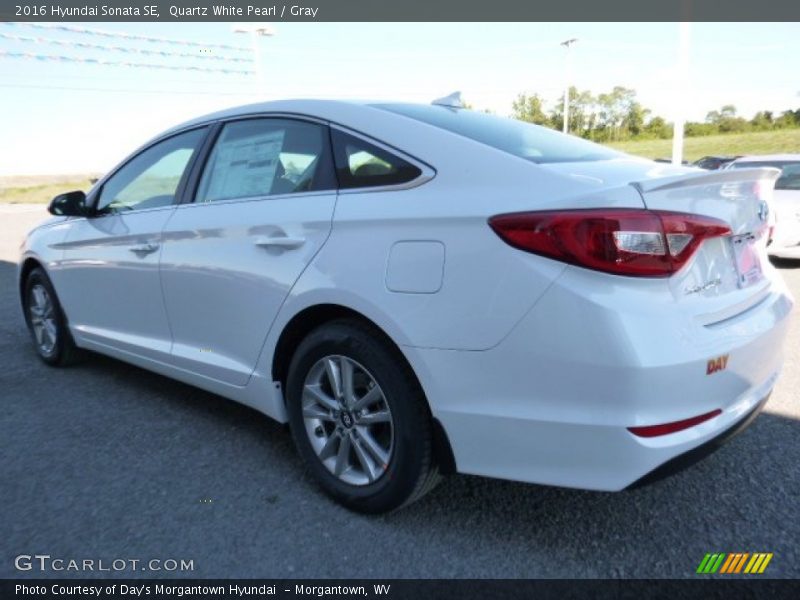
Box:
[432, 91, 464, 108]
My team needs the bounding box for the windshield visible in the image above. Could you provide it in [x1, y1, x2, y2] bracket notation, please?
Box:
[374, 103, 625, 164]
[729, 161, 800, 191]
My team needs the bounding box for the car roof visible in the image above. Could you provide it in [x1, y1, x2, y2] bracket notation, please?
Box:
[162, 99, 379, 135]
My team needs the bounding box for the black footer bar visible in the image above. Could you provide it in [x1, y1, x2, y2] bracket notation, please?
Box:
[4, 579, 800, 600]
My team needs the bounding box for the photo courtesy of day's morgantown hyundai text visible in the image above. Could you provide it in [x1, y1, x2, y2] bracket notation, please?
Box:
[18, 96, 794, 513]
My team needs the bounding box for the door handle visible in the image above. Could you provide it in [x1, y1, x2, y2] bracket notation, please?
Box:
[254, 236, 306, 250]
[129, 243, 160, 256]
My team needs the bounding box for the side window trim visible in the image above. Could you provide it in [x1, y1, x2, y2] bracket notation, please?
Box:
[328, 124, 436, 193]
[178, 121, 223, 205]
[90, 125, 211, 216]
[186, 115, 337, 205]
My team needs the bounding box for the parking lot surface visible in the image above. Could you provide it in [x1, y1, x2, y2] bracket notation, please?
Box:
[1, 205, 798, 578]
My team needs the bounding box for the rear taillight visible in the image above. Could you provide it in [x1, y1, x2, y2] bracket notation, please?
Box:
[488, 209, 731, 277]
[627, 409, 722, 438]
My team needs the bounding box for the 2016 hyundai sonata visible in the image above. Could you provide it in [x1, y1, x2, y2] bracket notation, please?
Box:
[19, 98, 794, 513]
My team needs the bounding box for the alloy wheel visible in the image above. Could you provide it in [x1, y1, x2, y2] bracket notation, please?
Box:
[29, 284, 57, 355]
[301, 355, 394, 486]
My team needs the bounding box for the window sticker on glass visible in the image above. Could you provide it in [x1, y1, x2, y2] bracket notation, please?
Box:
[203, 129, 286, 201]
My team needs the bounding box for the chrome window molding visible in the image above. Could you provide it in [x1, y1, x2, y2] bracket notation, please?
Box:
[207, 114, 437, 193]
[176, 189, 335, 209]
[91, 112, 437, 210]
[63, 203, 178, 223]
[215, 111, 329, 127]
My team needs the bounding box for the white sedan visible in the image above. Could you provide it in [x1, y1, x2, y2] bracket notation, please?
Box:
[19, 99, 794, 513]
[726, 154, 800, 260]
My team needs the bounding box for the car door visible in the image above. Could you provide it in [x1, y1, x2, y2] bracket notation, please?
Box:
[56, 127, 208, 360]
[159, 117, 337, 385]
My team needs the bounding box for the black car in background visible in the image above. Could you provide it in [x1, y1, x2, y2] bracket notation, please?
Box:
[692, 155, 741, 170]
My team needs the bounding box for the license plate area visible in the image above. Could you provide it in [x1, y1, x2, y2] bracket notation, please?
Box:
[731, 233, 763, 288]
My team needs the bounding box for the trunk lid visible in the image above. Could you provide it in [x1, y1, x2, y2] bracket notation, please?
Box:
[634, 167, 781, 324]
[541, 160, 782, 324]
[634, 167, 778, 236]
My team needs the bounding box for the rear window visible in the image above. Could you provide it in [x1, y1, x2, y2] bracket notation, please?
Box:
[374, 103, 624, 164]
[729, 161, 800, 191]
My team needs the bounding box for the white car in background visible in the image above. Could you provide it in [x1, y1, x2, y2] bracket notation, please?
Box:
[18, 99, 794, 513]
[726, 154, 800, 259]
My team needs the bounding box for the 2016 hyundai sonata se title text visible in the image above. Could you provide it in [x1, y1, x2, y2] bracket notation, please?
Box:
[19, 98, 794, 513]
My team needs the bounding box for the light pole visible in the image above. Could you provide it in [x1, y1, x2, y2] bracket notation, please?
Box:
[232, 24, 276, 97]
[671, 23, 690, 165]
[560, 38, 578, 134]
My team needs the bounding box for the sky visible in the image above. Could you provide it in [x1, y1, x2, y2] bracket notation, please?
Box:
[0, 21, 798, 175]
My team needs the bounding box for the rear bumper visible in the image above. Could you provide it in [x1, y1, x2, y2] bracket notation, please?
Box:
[404, 267, 793, 491]
[628, 392, 770, 489]
[416, 365, 779, 491]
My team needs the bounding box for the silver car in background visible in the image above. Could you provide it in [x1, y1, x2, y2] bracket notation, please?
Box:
[726, 154, 800, 259]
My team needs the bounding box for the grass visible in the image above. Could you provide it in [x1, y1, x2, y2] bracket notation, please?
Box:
[0, 175, 100, 204]
[607, 128, 800, 162]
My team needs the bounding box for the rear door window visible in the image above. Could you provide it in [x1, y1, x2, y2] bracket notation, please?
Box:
[330, 129, 422, 189]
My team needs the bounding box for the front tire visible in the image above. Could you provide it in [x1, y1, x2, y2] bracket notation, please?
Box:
[23, 267, 83, 366]
[286, 319, 440, 513]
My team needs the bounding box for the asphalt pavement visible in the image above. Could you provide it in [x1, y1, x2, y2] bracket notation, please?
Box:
[1, 205, 798, 578]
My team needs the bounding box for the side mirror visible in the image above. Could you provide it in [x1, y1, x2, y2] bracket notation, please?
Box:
[48, 190, 88, 217]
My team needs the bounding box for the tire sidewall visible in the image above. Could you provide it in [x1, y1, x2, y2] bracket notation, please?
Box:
[286, 322, 429, 512]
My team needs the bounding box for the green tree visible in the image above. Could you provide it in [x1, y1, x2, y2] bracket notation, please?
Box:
[644, 116, 672, 139]
[750, 111, 774, 131]
[706, 105, 748, 133]
[596, 86, 638, 141]
[511, 93, 548, 125]
[509, 86, 800, 142]
[775, 109, 800, 128]
[685, 121, 718, 137]
[549, 87, 597, 138]
[623, 101, 651, 137]
[571, 89, 597, 138]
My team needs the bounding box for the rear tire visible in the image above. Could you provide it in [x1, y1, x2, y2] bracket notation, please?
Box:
[23, 267, 84, 367]
[286, 319, 440, 513]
